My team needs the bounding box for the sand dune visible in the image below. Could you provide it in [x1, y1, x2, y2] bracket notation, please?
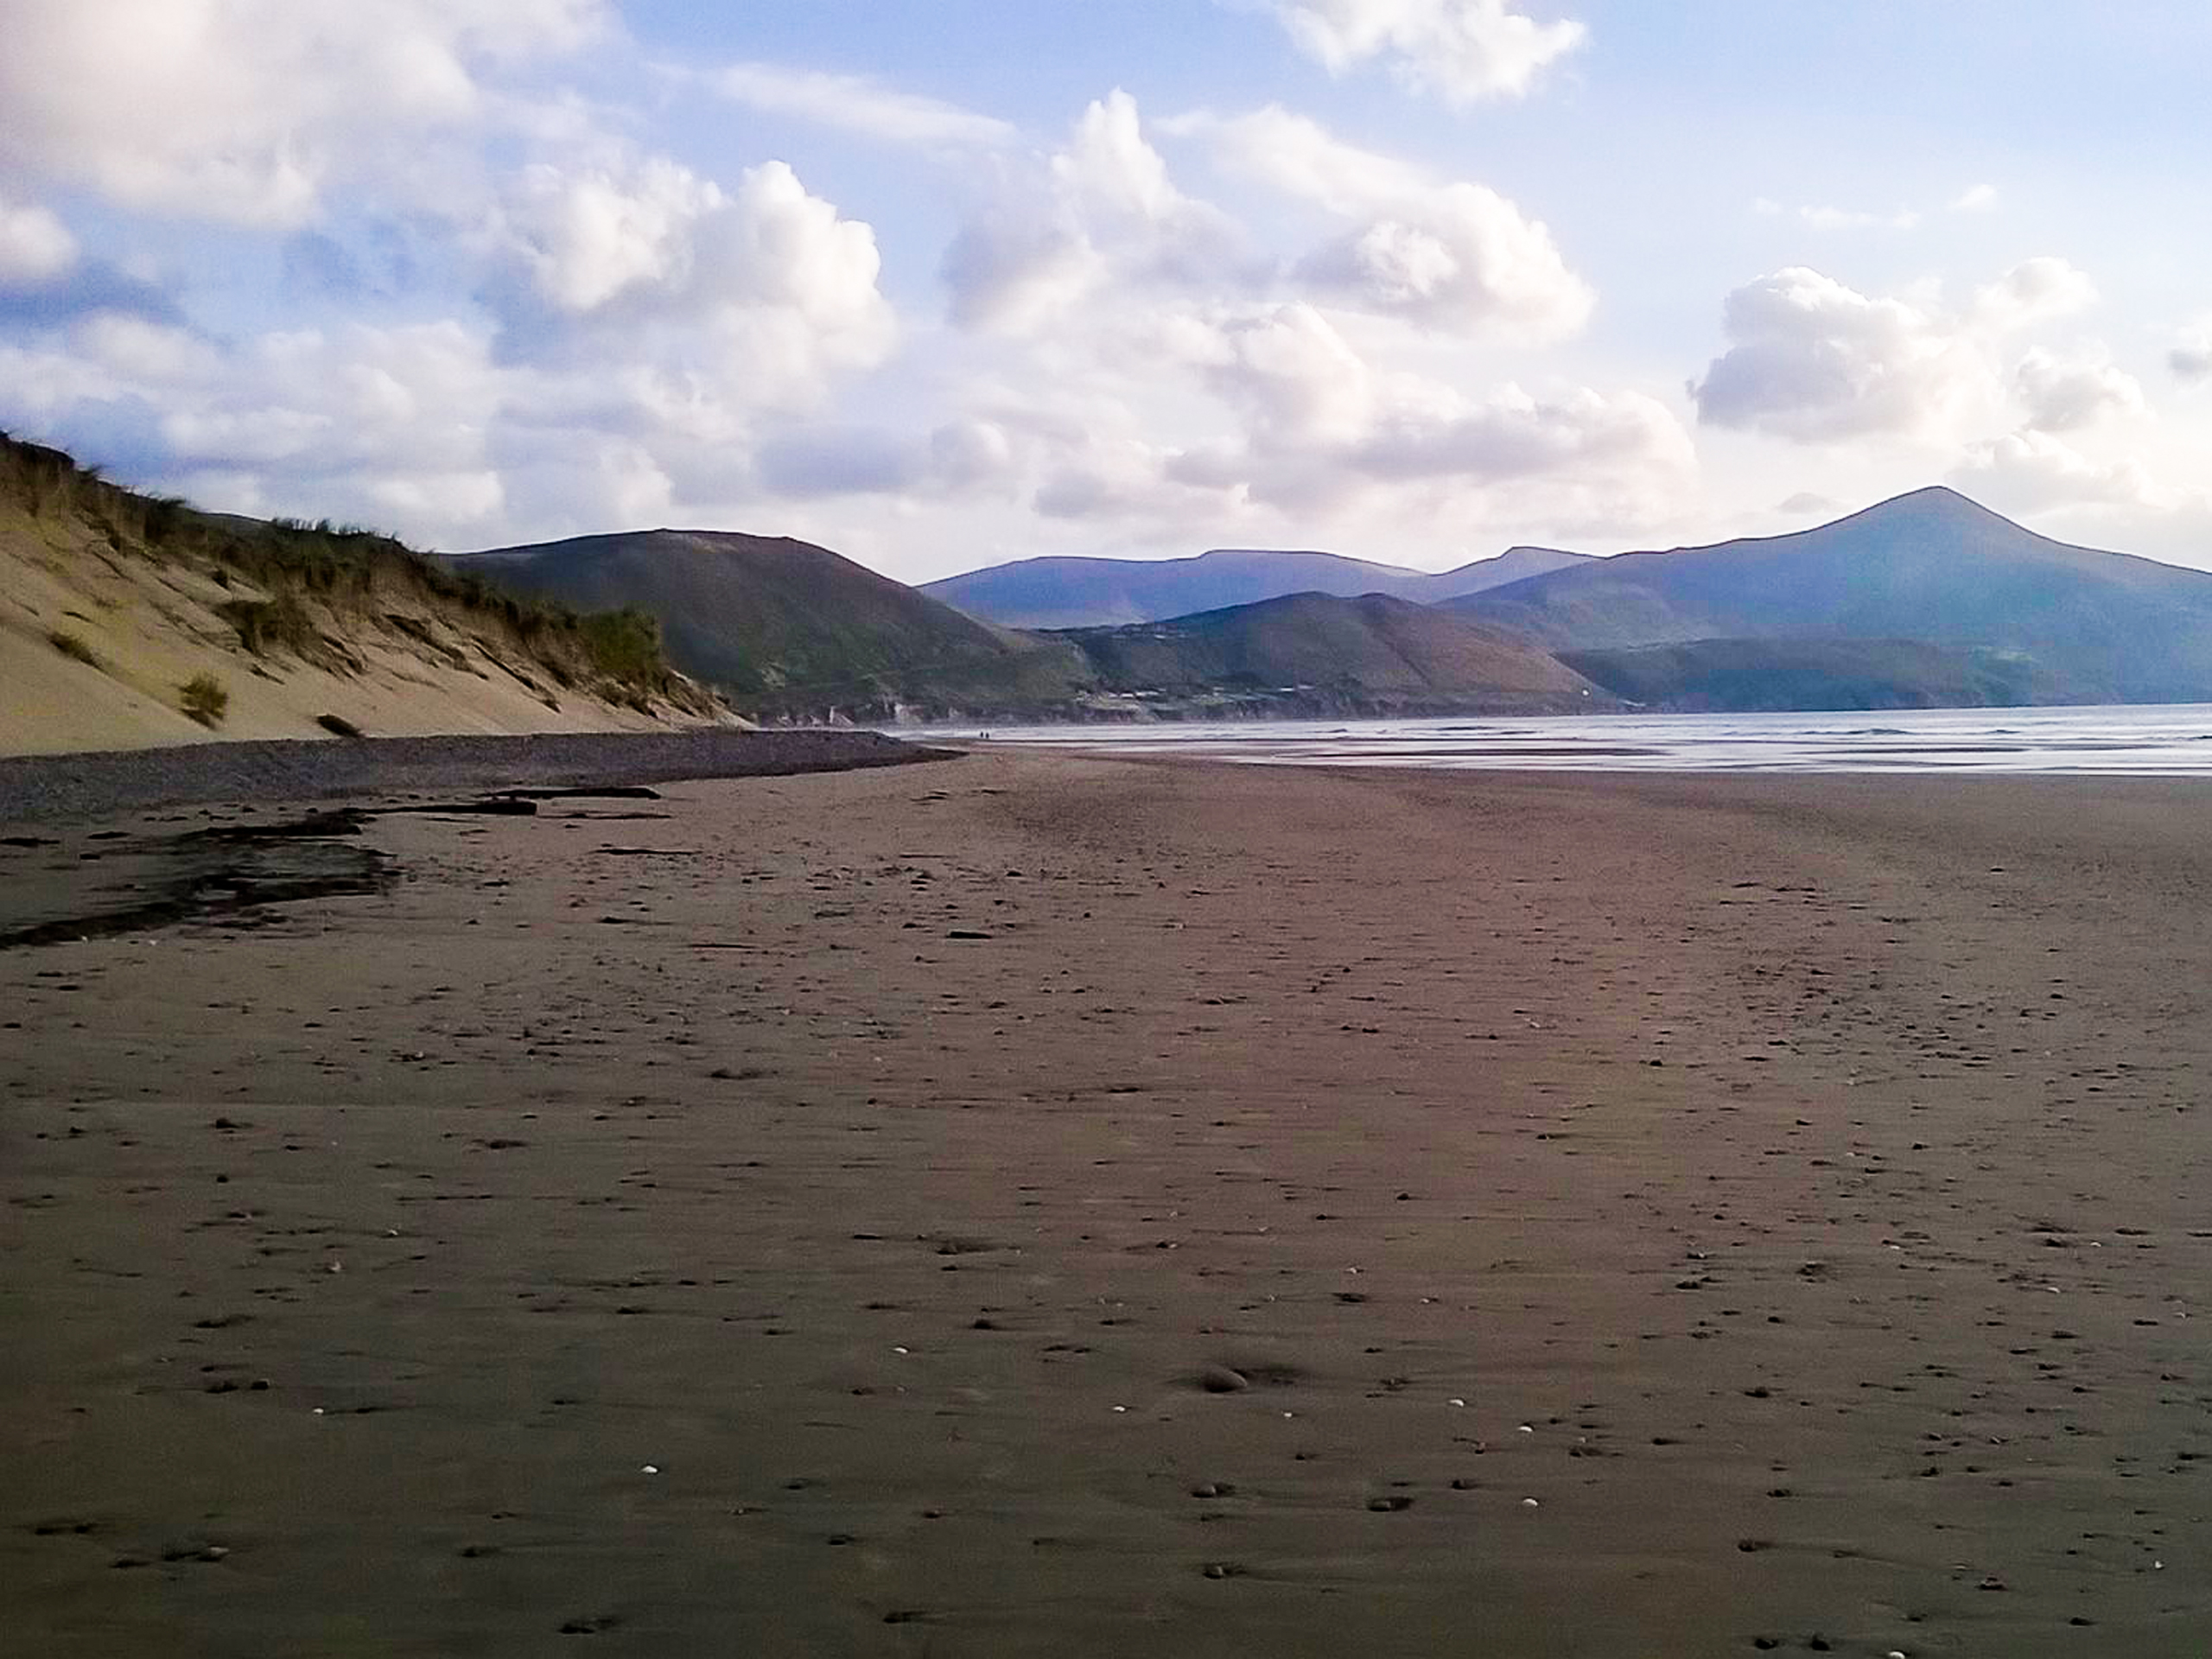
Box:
[0, 437, 728, 758]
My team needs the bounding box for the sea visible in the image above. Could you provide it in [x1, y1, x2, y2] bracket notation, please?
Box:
[891, 704, 2212, 777]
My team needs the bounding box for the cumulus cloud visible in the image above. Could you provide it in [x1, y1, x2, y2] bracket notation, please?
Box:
[0, 141, 899, 547]
[504, 157, 721, 315]
[1138, 302, 1690, 522]
[2171, 325, 2212, 384]
[2012, 347, 2144, 432]
[1693, 259, 2097, 442]
[0, 0, 608, 226]
[1752, 198, 1919, 233]
[2, 313, 513, 537]
[0, 17, 1672, 565]
[494, 154, 895, 406]
[1196, 107, 1592, 340]
[943, 92, 1241, 334]
[0, 194, 78, 288]
[1968, 257, 2097, 333]
[1775, 491, 1841, 518]
[712, 63, 1014, 150]
[153, 322, 505, 520]
[1273, 0, 1586, 104]
[0, 258, 190, 333]
[757, 418, 1018, 500]
[1693, 268, 1981, 442]
[1951, 429, 2171, 514]
[925, 92, 1643, 544]
[1751, 184, 1997, 232]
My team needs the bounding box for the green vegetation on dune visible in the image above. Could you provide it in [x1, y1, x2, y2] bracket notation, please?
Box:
[1, 434, 717, 719]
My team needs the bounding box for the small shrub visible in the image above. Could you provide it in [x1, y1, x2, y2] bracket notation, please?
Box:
[143, 495, 188, 543]
[315, 712, 365, 738]
[221, 593, 321, 657]
[576, 607, 668, 689]
[48, 629, 99, 666]
[180, 672, 230, 727]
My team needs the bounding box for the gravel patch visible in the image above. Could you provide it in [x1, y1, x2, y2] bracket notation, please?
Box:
[0, 730, 958, 828]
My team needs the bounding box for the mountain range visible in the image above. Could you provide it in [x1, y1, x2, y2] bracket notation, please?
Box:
[1446, 487, 2212, 706]
[1052, 592, 1607, 718]
[453, 486, 2212, 721]
[460, 531, 1602, 721]
[463, 529, 1089, 719]
[920, 544, 1590, 629]
[29, 417, 2202, 753]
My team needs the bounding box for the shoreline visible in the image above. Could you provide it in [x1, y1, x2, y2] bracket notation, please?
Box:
[0, 728, 957, 827]
[5, 752, 2210, 1655]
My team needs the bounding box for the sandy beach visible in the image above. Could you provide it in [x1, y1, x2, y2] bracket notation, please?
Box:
[5, 748, 2212, 1656]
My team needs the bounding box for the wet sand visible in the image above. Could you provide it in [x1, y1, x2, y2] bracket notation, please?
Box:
[4, 752, 2211, 1656]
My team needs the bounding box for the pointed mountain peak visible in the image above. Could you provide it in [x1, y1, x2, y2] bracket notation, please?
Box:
[1840, 485, 2024, 535]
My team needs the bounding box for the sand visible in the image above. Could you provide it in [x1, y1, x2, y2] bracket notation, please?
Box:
[4, 750, 2211, 1656]
[0, 496, 728, 759]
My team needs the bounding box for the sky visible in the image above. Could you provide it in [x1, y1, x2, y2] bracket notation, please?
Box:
[3, 2, 2210, 581]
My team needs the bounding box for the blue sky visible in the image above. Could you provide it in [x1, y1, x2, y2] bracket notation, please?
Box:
[3, 2, 2209, 579]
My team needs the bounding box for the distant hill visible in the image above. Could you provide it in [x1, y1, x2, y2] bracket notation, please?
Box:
[458, 531, 1610, 722]
[459, 530, 1091, 720]
[923, 543, 1592, 628]
[0, 435, 721, 756]
[1446, 488, 2212, 704]
[1562, 638, 2083, 712]
[1052, 591, 1610, 718]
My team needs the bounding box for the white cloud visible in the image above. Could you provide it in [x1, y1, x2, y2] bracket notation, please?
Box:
[1122, 302, 1689, 524]
[1056, 92, 1198, 226]
[923, 94, 1643, 544]
[1968, 257, 2097, 333]
[0, 0, 609, 226]
[2171, 324, 2212, 384]
[162, 322, 502, 477]
[0, 313, 514, 539]
[1693, 268, 1983, 442]
[1775, 491, 1841, 518]
[942, 221, 1109, 337]
[943, 92, 1242, 334]
[1752, 199, 1919, 232]
[1186, 105, 1421, 214]
[73, 314, 221, 385]
[1198, 107, 1592, 340]
[2012, 347, 2144, 432]
[1750, 184, 1997, 232]
[505, 157, 719, 315]
[494, 154, 896, 409]
[1951, 429, 2173, 515]
[1693, 259, 2099, 443]
[711, 63, 1014, 150]
[1274, 0, 1586, 104]
[0, 194, 78, 287]
[757, 418, 1019, 501]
